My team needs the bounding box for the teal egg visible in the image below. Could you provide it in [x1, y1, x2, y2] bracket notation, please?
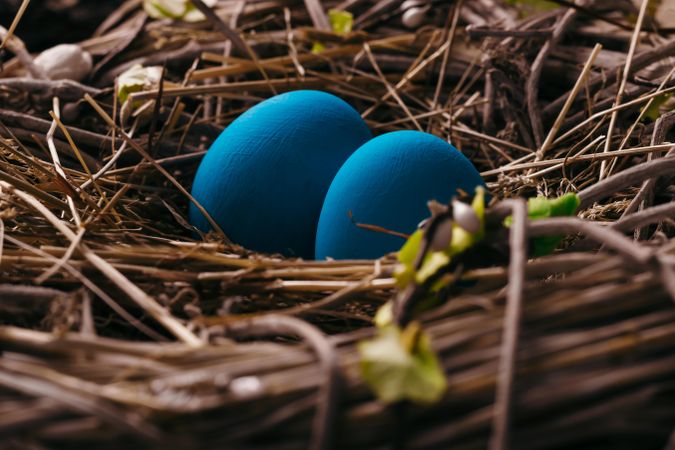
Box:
[315, 131, 485, 260]
[189, 90, 372, 258]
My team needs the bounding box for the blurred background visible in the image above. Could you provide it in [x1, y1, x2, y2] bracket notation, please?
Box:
[0, 0, 118, 50]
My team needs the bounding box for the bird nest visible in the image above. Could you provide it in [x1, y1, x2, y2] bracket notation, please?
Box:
[0, 1, 674, 449]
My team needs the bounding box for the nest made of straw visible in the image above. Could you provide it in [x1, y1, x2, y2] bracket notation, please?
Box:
[0, 0, 674, 449]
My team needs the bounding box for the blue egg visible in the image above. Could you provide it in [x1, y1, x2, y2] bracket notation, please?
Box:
[315, 130, 485, 260]
[190, 90, 372, 258]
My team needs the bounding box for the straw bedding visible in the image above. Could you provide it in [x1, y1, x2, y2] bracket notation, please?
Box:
[0, 0, 673, 448]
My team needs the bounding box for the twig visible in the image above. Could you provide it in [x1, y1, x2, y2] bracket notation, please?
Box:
[544, 36, 675, 120]
[227, 315, 341, 450]
[2, 234, 169, 343]
[362, 43, 422, 131]
[578, 154, 675, 208]
[611, 202, 675, 233]
[599, 0, 650, 180]
[77, 120, 138, 192]
[0, 24, 47, 79]
[536, 44, 602, 161]
[482, 143, 674, 176]
[526, 4, 579, 146]
[0, 363, 162, 442]
[360, 33, 455, 121]
[616, 67, 675, 153]
[527, 217, 653, 265]
[0, 0, 30, 52]
[45, 98, 82, 228]
[0, 78, 101, 99]
[620, 111, 675, 232]
[553, 84, 675, 145]
[0, 283, 64, 301]
[34, 227, 85, 285]
[1, 182, 201, 346]
[547, 0, 633, 30]
[83, 94, 230, 242]
[466, 25, 553, 39]
[200, 262, 383, 324]
[189, 0, 276, 94]
[525, 134, 605, 180]
[303, 0, 330, 30]
[489, 199, 527, 450]
[0, 167, 67, 209]
[430, 2, 461, 117]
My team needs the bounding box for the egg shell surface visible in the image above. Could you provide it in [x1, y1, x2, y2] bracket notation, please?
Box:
[315, 130, 485, 260]
[189, 90, 372, 258]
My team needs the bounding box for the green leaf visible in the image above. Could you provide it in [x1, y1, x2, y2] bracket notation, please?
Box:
[505, 193, 579, 225]
[524, 196, 551, 221]
[548, 192, 580, 217]
[182, 2, 207, 22]
[415, 251, 450, 284]
[394, 228, 423, 287]
[373, 301, 394, 328]
[641, 92, 672, 122]
[359, 322, 447, 404]
[329, 9, 353, 35]
[312, 9, 353, 53]
[448, 225, 472, 255]
[504, 193, 580, 256]
[531, 235, 566, 257]
[472, 186, 486, 233]
[311, 42, 326, 53]
[144, 0, 186, 19]
[395, 187, 486, 289]
[143, 0, 216, 22]
[398, 228, 423, 267]
[117, 64, 163, 104]
[449, 186, 486, 255]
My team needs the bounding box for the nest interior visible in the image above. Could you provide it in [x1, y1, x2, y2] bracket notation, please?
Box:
[0, 0, 674, 449]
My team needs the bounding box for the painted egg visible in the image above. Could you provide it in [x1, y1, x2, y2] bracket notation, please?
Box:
[315, 130, 485, 260]
[189, 90, 372, 258]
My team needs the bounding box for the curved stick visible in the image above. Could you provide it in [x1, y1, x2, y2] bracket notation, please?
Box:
[489, 199, 528, 450]
[620, 111, 675, 237]
[227, 315, 341, 450]
[528, 217, 653, 265]
[612, 202, 675, 233]
[578, 155, 675, 209]
[526, 6, 578, 146]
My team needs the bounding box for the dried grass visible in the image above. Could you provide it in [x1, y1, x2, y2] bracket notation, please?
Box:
[0, 0, 673, 448]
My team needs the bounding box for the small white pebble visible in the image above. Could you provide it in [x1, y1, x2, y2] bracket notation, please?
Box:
[34, 44, 93, 82]
[229, 376, 263, 398]
[402, 6, 428, 29]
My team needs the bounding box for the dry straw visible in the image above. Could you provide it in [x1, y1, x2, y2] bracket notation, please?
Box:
[0, 0, 673, 449]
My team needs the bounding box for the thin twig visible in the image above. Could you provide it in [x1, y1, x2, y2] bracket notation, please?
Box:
[227, 315, 341, 450]
[0, 0, 30, 52]
[536, 43, 602, 161]
[578, 154, 675, 208]
[189, 0, 276, 95]
[528, 217, 653, 265]
[83, 94, 230, 242]
[599, 0, 650, 180]
[1, 181, 201, 346]
[489, 199, 527, 450]
[526, 4, 578, 146]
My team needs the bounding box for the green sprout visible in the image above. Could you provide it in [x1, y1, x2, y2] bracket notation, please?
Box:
[312, 9, 354, 53]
